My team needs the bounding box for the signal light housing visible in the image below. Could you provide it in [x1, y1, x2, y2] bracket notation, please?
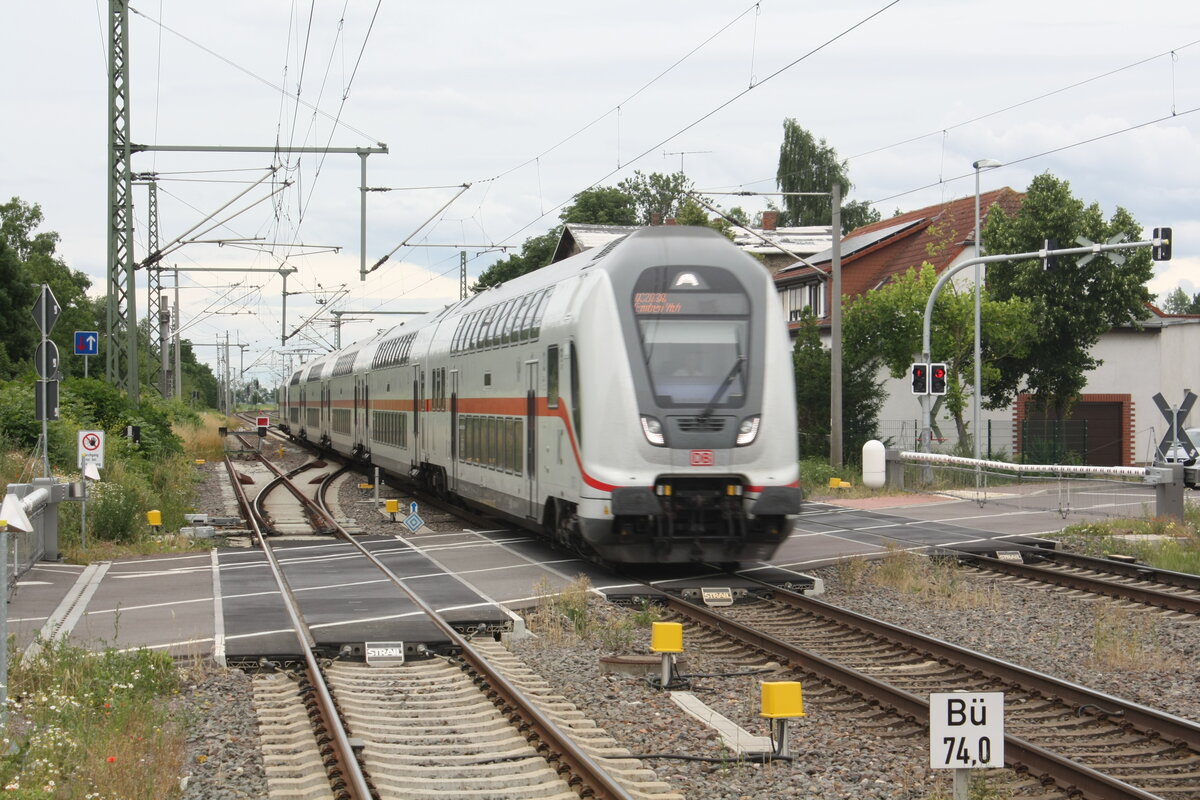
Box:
[910, 363, 928, 395]
[930, 363, 948, 395]
[1153, 227, 1172, 261]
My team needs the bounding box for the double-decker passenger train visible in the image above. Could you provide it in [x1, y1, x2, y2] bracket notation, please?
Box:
[279, 225, 801, 564]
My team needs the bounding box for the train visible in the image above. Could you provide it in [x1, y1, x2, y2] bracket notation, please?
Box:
[278, 225, 801, 565]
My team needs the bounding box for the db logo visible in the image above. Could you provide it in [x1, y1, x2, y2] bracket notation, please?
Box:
[690, 449, 715, 467]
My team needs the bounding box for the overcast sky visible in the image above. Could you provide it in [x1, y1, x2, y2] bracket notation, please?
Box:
[4, 1, 1198, 386]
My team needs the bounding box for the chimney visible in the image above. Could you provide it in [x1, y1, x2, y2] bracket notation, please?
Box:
[761, 210, 778, 231]
[650, 213, 662, 226]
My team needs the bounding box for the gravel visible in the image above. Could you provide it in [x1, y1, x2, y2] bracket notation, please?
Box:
[172, 454, 1200, 799]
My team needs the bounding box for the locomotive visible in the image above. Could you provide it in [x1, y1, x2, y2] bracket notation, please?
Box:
[279, 225, 801, 564]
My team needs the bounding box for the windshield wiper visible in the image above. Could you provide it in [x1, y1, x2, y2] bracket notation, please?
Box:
[698, 356, 745, 418]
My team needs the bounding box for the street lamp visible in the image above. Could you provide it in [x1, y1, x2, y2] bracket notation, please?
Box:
[972, 158, 1002, 463]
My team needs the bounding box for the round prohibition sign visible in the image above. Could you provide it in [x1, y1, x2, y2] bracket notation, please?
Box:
[82, 433, 102, 452]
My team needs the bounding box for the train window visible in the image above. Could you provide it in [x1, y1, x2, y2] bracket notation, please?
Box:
[462, 311, 477, 351]
[511, 420, 523, 475]
[515, 291, 537, 340]
[510, 294, 532, 341]
[502, 298, 524, 345]
[477, 306, 496, 349]
[494, 299, 512, 346]
[452, 316, 468, 353]
[484, 372, 491, 387]
[569, 342, 582, 446]
[547, 345, 559, 408]
[531, 286, 553, 338]
[638, 319, 748, 407]
[486, 418, 498, 467]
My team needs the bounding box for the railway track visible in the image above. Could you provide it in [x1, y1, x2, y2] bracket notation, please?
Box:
[220, 449, 677, 799]
[651, 583, 1200, 800]
[951, 549, 1200, 618]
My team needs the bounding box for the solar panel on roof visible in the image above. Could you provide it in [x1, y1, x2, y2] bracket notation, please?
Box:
[779, 217, 928, 274]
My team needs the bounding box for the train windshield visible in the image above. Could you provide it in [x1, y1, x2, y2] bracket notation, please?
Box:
[637, 319, 748, 408]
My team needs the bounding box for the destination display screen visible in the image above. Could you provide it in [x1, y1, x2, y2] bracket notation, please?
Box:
[632, 291, 749, 315]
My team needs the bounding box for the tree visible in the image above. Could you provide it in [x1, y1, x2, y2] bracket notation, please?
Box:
[792, 311, 885, 461]
[841, 199, 882, 234]
[1162, 286, 1200, 314]
[0, 238, 36, 379]
[0, 198, 100, 379]
[775, 120, 880, 234]
[616, 171, 693, 224]
[561, 187, 637, 226]
[674, 198, 734, 239]
[984, 172, 1153, 415]
[471, 228, 561, 292]
[843, 263, 1035, 448]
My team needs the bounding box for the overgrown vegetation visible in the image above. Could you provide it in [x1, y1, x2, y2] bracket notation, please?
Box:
[1090, 605, 1181, 671]
[0, 376, 239, 562]
[848, 545, 1005, 610]
[2, 638, 188, 798]
[1055, 509, 1200, 575]
[523, 576, 661, 652]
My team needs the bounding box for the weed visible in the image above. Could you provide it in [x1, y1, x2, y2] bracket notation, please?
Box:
[522, 576, 654, 654]
[871, 544, 926, 594]
[1091, 605, 1182, 671]
[2, 637, 186, 798]
[832, 555, 869, 591]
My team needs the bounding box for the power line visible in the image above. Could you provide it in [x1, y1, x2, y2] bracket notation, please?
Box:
[495, 0, 901, 246]
[127, 4, 384, 144]
[483, 1, 763, 185]
[867, 104, 1200, 208]
[730, 36, 1200, 193]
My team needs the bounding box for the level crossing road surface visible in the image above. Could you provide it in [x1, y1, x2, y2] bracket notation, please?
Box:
[5, 489, 1123, 660]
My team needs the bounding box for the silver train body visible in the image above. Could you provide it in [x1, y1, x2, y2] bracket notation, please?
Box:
[279, 226, 801, 564]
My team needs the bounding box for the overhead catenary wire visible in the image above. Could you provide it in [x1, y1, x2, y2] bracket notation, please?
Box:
[128, 4, 385, 145]
[494, 0, 902, 247]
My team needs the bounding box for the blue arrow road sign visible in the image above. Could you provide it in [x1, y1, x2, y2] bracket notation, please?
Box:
[75, 331, 99, 356]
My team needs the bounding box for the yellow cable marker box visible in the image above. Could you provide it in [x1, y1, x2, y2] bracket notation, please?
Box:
[761, 681, 805, 718]
[146, 509, 163, 527]
[650, 621, 683, 653]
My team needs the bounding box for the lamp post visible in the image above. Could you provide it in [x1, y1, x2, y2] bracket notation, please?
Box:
[972, 159, 1001, 462]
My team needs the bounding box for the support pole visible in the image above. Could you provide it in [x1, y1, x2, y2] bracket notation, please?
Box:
[830, 184, 843, 468]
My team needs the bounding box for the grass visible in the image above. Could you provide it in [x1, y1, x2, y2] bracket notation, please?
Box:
[1090, 605, 1182, 671]
[1055, 508, 1200, 575]
[856, 544, 1005, 610]
[2, 638, 189, 799]
[176, 412, 238, 463]
[523, 576, 661, 652]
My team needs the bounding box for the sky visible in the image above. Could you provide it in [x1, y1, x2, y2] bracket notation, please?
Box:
[3, 1, 1199, 388]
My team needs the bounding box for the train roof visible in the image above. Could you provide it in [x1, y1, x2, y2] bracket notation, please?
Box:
[303, 226, 762, 373]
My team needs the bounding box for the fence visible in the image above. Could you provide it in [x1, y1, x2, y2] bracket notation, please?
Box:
[893, 450, 1184, 523]
[1, 479, 63, 599]
[874, 419, 1020, 461]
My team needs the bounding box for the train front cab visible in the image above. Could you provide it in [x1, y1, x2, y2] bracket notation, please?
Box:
[573, 230, 801, 564]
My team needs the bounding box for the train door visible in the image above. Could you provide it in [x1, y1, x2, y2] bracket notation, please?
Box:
[322, 381, 330, 435]
[411, 364, 423, 463]
[526, 360, 538, 520]
[359, 375, 369, 452]
[450, 370, 459, 490]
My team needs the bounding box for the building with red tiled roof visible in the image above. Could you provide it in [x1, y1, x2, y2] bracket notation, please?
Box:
[774, 189, 1200, 467]
[774, 188, 1023, 326]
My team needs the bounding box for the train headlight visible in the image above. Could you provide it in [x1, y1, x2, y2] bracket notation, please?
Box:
[640, 415, 666, 446]
[735, 415, 760, 446]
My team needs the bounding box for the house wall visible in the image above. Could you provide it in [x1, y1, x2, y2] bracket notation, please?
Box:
[826, 318, 1200, 465]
